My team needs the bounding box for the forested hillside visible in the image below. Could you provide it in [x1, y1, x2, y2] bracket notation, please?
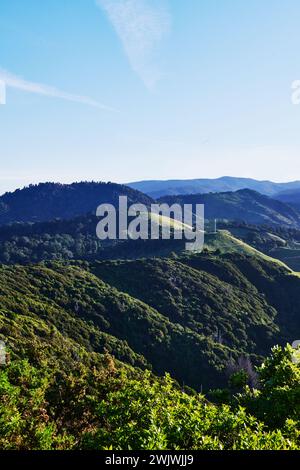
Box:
[0, 214, 291, 265]
[1, 183, 300, 450]
[0, 214, 188, 264]
[0, 258, 299, 449]
[1, 253, 300, 392]
[0, 261, 235, 390]
[0, 182, 153, 225]
[160, 189, 300, 228]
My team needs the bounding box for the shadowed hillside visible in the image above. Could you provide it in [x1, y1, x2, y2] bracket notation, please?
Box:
[160, 189, 300, 228]
[1, 254, 300, 392]
[0, 181, 154, 225]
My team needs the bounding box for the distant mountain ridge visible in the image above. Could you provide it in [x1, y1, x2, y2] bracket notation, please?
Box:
[1, 181, 300, 236]
[128, 176, 300, 199]
[275, 189, 300, 210]
[159, 189, 300, 229]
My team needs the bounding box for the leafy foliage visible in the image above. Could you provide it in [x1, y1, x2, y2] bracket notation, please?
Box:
[234, 345, 300, 428]
[1, 350, 299, 450]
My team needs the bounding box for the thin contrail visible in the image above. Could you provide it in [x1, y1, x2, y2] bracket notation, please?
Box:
[0, 68, 118, 112]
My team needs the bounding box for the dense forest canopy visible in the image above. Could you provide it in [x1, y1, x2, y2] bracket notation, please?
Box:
[0, 182, 300, 450]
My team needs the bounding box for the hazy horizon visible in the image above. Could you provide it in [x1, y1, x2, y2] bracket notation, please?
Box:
[2, 174, 300, 197]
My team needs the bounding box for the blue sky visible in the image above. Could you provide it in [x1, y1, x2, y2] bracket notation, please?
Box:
[1, 0, 300, 194]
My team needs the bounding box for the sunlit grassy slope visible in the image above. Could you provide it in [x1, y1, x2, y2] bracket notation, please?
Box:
[204, 230, 292, 270]
[143, 214, 293, 271]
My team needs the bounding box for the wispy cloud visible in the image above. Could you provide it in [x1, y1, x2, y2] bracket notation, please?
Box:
[97, 0, 171, 89]
[0, 68, 117, 111]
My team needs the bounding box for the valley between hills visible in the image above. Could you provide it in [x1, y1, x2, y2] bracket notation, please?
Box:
[0, 180, 300, 450]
